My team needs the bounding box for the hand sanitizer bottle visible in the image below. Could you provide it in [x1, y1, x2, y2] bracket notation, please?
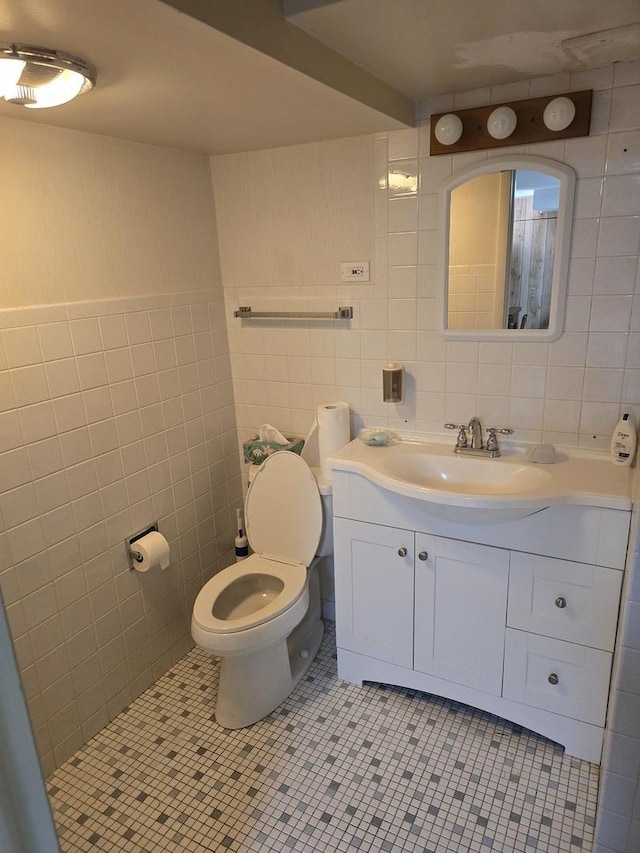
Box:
[610, 413, 636, 467]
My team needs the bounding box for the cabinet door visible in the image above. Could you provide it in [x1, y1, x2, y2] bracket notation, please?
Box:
[334, 517, 414, 667]
[414, 535, 509, 695]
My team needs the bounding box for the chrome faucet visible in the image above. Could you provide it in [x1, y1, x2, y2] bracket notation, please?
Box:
[444, 417, 513, 458]
[468, 416, 483, 450]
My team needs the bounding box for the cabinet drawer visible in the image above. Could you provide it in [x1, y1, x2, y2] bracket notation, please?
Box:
[503, 628, 611, 726]
[508, 553, 621, 651]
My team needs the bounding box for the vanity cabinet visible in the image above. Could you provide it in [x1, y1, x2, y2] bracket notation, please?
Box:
[332, 469, 629, 763]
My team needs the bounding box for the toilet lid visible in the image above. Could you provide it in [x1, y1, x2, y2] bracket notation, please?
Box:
[245, 451, 322, 567]
[192, 554, 307, 634]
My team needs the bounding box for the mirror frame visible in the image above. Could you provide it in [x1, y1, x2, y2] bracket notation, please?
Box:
[438, 154, 576, 342]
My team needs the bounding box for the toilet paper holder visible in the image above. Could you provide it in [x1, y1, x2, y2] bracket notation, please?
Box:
[126, 522, 159, 570]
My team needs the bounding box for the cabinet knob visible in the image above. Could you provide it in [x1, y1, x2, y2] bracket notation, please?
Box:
[397, 547, 408, 557]
[418, 551, 429, 561]
[548, 673, 559, 685]
[555, 596, 567, 609]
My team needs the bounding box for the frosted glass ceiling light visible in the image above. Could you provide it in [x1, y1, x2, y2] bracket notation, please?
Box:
[0, 44, 95, 109]
[0, 56, 25, 92]
[434, 113, 463, 146]
[543, 96, 576, 132]
[487, 106, 517, 140]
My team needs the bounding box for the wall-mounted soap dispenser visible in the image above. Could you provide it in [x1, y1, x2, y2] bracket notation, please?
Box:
[382, 362, 404, 403]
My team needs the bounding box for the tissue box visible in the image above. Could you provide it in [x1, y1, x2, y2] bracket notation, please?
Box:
[242, 436, 304, 465]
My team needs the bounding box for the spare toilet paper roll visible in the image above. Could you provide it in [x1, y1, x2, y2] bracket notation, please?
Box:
[318, 402, 350, 481]
[132, 531, 171, 572]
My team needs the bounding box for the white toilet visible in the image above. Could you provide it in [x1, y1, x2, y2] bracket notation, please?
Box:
[191, 450, 331, 729]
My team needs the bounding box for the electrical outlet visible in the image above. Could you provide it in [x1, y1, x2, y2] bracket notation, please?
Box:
[340, 261, 370, 283]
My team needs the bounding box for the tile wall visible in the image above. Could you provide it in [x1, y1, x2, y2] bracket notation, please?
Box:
[0, 291, 241, 775]
[595, 465, 640, 853]
[213, 59, 640, 451]
[0, 118, 241, 776]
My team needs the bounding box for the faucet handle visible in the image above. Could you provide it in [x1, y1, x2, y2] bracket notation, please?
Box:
[485, 426, 513, 452]
[444, 423, 468, 448]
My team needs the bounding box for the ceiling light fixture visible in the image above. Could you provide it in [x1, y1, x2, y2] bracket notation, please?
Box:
[0, 43, 95, 109]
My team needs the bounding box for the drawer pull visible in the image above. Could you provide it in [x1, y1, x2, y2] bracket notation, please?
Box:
[397, 547, 408, 557]
[548, 672, 559, 685]
[418, 551, 429, 561]
[555, 596, 567, 609]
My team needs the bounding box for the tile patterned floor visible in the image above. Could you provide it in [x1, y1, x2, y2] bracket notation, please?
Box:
[48, 622, 598, 852]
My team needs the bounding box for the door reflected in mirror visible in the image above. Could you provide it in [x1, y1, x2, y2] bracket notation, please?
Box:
[440, 156, 575, 342]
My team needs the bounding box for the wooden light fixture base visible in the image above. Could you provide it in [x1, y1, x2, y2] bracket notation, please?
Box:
[430, 90, 592, 156]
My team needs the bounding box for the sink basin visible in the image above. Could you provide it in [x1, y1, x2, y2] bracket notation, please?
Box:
[328, 436, 632, 523]
[380, 452, 553, 496]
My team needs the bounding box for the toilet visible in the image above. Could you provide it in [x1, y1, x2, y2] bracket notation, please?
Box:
[191, 450, 331, 729]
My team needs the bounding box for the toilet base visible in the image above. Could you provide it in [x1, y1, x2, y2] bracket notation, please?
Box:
[215, 619, 323, 729]
[215, 567, 324, 729]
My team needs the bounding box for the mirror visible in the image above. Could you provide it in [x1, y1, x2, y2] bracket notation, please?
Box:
[439, 155, 576, 341]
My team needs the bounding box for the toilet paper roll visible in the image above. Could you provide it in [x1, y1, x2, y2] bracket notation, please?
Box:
[132, 531, 170, 572]
[318, 402, 350, 481]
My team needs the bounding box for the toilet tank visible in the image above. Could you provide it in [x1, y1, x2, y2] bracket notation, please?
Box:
[314, 471, 333, 557]
[247, 460, 333, 557]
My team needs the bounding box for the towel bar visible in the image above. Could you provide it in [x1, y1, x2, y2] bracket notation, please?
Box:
[234, 306, 353, 320]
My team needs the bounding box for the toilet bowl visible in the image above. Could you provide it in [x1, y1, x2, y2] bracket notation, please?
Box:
[191, 451, 328, 729]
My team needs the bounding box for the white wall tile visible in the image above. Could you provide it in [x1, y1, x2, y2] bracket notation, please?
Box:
[45, 360, 83, 405]
[70, 319, 102, 355]
[76, 353, 108, 390]
[587, 333, 629, 368]
[610, 85, 640, 133]
[584, 368, 625, 402]
[2, 327, 42, 368]
[595, 257, 638, 295]
[12, 365, 50, 407]
[590, 295, 634, 332]
[37, 323, 73, 361]
[603, 175, 640, 217]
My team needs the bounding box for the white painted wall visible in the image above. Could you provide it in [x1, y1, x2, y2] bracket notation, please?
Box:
[0, 118, 222, 307]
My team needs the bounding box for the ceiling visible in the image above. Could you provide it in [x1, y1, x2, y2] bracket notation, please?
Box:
[285, 0, 640, 99]
[0, 0, 637, 156]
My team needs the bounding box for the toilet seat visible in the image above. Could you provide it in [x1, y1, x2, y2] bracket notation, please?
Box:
[192, 452, 323, 650]
[246, 451, 322, 567]
[192, 555, 307, 635]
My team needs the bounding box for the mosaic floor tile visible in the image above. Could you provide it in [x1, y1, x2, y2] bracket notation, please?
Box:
[48, 622, 598, 852]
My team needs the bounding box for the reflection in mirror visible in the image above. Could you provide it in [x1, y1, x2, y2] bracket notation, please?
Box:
[440, 156, 575, 342]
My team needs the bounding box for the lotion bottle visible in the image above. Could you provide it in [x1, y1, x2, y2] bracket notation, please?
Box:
[234, 508, 249, 561]
[611, 413, 636, 467]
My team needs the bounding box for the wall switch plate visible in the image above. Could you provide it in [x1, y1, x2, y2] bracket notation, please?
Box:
[340, 261, 370, 283]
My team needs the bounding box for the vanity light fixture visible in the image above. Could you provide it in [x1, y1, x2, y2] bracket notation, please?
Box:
[430, 90, 592, 156]
[543, 96, 576, 132]
[487, 106, 517, 140]
[0, 43, 96, 108]
[434, 113, 463, 146]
